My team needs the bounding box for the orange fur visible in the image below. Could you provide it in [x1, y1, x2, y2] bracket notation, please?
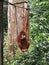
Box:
[17, 9, 30, 51]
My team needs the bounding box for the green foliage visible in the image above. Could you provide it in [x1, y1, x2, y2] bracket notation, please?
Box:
[29, 0, 49, 43]
[16, 41, 49, 65]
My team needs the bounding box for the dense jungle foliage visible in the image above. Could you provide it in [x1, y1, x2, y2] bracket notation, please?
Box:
[3, 0, 49, 65]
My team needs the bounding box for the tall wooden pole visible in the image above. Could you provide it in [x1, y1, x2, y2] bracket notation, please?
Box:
[8, 0, 29, 52]
[8, 0, 17, 53]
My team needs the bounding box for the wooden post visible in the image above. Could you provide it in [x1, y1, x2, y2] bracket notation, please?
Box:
[8, 0, 17, 53]
[8, 0, 29, 52]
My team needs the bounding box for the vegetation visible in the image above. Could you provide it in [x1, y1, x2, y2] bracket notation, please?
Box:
[3, 0, 49, 65]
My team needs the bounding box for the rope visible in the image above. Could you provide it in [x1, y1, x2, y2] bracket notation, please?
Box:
[3, 0, 49, 12]
[3, 1, 29, 10]
[14, 1, 27, 4]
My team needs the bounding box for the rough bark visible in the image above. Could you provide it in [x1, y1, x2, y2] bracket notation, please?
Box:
[8, 0, 29, 52]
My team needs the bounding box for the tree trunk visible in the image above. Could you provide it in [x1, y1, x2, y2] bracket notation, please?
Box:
[8, 0, 29, 52]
